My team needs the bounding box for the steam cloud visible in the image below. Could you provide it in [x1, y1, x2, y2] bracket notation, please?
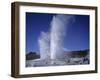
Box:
[38, 32, 50, 59]
[50, 14, 75, 59]
[38, 14, 75, 60]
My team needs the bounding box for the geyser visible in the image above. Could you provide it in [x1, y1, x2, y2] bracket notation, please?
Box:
[38, 14, 75, 61]
[50, 14, 75, 60]
[38, 31, 50, 59]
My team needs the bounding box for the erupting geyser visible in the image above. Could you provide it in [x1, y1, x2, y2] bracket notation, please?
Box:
[50, 14, 75, 60]
[38, 32, 50, 59]
[38, 14, 75, 61]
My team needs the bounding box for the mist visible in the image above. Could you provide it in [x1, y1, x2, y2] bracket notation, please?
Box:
[38, 31, 50, 59]
[38, 14, 75, 60]
[50, 14, 75, 60]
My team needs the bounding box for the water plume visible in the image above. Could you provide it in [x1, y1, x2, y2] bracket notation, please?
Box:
[38, 14, 75, 60]
[38, 31, 50, 59]
[50, 14, 75, 60]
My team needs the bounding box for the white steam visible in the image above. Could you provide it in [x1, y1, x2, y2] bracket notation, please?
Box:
[38, 32, 50, 59]
[50, 14, 75, 59]
[38, 14, 75, 60]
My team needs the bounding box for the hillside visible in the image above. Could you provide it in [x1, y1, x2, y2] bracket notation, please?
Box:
[26, 52, 40, 60]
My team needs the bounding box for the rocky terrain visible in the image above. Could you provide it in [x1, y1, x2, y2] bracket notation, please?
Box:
[26, 49, 89, 67]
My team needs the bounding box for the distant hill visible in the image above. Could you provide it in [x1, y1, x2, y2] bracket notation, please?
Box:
[64, 49, 89, 58]
[26, 52, 40, 60]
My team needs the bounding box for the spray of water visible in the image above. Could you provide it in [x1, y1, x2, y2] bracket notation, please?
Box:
[38, 31, 50, 59]
[50, 14, 75, 60]
[38, 14, 75, 60]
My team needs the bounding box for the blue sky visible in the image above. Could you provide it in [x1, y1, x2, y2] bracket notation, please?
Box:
[26, 12, 89, 54]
